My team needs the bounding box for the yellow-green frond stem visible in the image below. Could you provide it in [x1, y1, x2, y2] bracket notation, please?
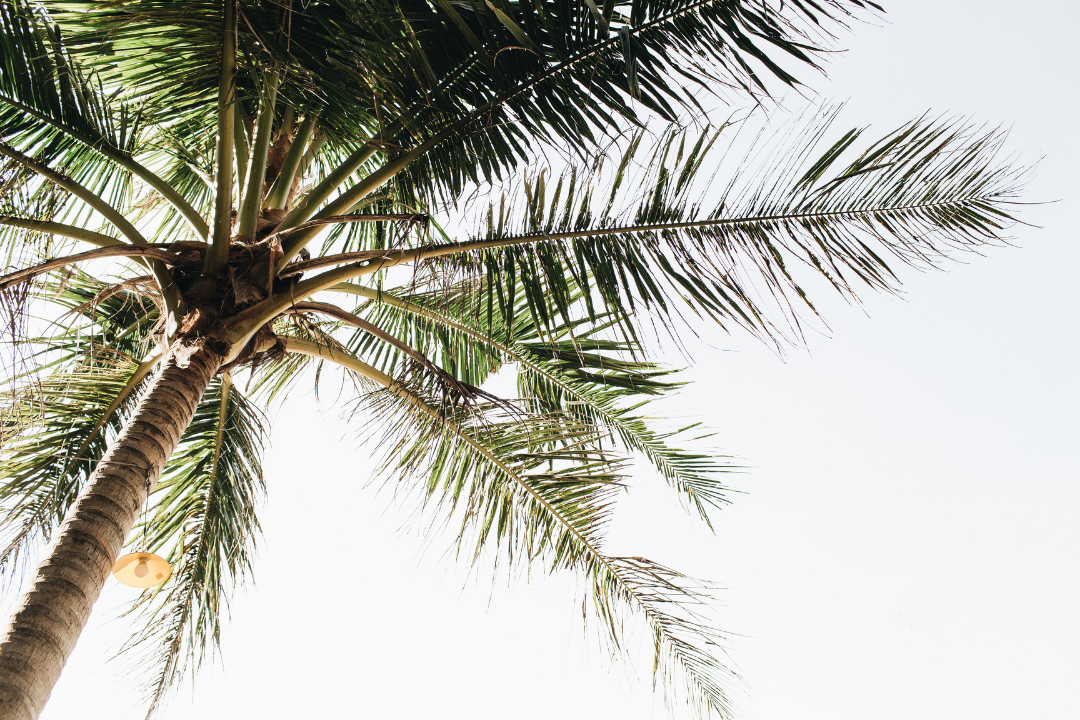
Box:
[205, 0, 238, 275]
[236, 69, 280, 240]
[264, 114, 318, 210]
[0, 217, 121, 248]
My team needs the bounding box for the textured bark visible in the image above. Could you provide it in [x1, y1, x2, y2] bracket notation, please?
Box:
[0, 344, 223, 719]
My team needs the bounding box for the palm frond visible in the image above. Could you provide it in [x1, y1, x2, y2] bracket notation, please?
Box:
[0, 0, 207, 237]
[515, 355, 734, 524]
[0, 350, 151, 579]
[369, 370, 735, 717]
[388, 109, 1024, 346]
[287, 336, 737, 718]
[129, 118, 217, 245]
[0, 0, 139, 232]
[123, 375, 267, 717]
[37, 270, 162, 361]
[376, 0, 879, 205]
[331, 280, 734, 520]
[41, 0, 877, 242]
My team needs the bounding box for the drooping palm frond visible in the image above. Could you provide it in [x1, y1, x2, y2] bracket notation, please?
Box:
[589, 555, 734, 717]
[0, 0, 207, 241]
[515, 353, 734, 524]
[284, 338, 736, 717]
[0, 269, 165, 578]
[329, 278, 734, 520]
[364, 395, 624, 561]
[124, 375, 267, 716]
[397, 401, 735, 714]
[0, 350, 151, 578]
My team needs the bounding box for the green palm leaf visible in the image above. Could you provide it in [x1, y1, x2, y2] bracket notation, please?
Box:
[386, 110, 1023, 345]
[36, 0, 881, 232]
[0, 0, 207, 238]
[0, 270, 163, 575]
[0, 351, 150, 576]
[291, 339, 737, 716]
[124, 375, 267, 715]
[331, 280, 734, 520]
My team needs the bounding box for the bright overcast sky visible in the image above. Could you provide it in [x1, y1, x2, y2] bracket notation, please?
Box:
[27, 0, 1079, 718]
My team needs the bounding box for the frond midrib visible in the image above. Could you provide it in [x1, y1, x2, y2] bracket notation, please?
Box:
[414, 195, 1007, 263]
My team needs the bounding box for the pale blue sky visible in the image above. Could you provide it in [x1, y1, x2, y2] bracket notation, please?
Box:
[30, 1, 1079, 718]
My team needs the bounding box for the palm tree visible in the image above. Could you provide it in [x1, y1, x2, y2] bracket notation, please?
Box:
[0, 0, 1024, 717]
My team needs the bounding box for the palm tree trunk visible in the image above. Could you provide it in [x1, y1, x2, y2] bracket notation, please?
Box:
[0, 344, 224, 719]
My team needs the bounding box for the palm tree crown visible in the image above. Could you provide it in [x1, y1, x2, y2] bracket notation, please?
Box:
[0, 0, 1023, 717]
